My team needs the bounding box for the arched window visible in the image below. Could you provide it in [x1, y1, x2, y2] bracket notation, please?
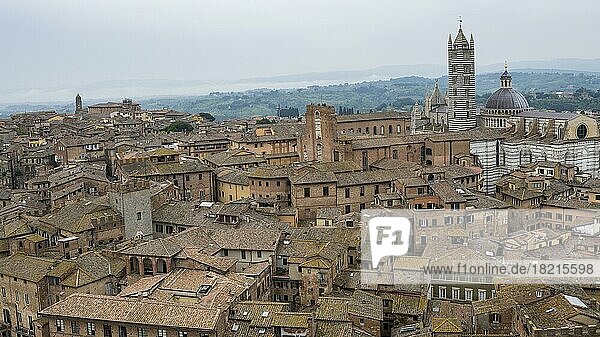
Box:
[557, 125, 564, 139]
[392, 150, 398, 159]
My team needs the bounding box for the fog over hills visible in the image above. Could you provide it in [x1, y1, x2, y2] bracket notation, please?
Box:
[1, 58, 600, 111]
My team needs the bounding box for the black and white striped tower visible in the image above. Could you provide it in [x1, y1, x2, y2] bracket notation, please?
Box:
[447, 19, 477, 131]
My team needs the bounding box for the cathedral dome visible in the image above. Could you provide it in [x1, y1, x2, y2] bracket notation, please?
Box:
[485, 87, 530, 110]
[484, 66, 530, 110]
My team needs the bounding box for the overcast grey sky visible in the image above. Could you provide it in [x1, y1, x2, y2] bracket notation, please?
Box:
[1, 0, 598, 93]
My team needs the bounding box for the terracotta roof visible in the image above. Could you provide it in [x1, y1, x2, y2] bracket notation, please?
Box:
[271, 312, 311, 328]
[315, 297, 349, 322]
[217, 170, 249, 185]
[176, 247, 237, 273]
[119, 274, 166, 297]
[122, 159, 211, 177]
[40, 198, 118, 234]
[521, 293, 600, 330]
[348, 290, 383, 321]
[210, 228, 281, 251]
[0, 253, 56, 282]
[430, 181, 466, 203]
[206, 149, 266, 167]
[335, 170, 408, 187]
[40, 293, 222, 330]
[121, 227, 220, 257]
[315, 321, 352, 337]
[241, 261, 270, 276]
[50, 251, 126, 288]
[230, 301, 289, 327]
[292, 170, 337, 185]
[152, 201, 210, 227]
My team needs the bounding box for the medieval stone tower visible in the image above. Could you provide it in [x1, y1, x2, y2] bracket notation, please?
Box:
[108, 179, 153, 239]
[301, 104, 337, 162]
[447, 23, 476, 131]
[75, 94, 83, 113]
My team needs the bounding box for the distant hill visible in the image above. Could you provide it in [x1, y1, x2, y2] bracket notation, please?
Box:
[136, 72, 600, 120]
[2, 58, 600, 106]
[3, 61, 600, 118]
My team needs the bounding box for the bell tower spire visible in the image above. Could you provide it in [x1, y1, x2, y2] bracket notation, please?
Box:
[447, 19, 476, 132]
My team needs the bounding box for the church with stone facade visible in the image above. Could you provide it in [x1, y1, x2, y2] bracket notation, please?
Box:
[296, 23, 600, 196]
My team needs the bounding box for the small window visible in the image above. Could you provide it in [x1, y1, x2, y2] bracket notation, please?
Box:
[157, 330, 167, 337]
[478, 289, 487, 301]
[323, 186, 329, 196]
[452, 288, 460, 300]
[87, 322, 96, 335]
[303, 188, 310, 197]
[137, 328, 148, 337]
[103, 325, 111, 337]
[69, 321, 81, 334]
[178, 331, 188, 337]
[465, 289, 473, 301]
[136, 212, 142, 221]
[56, 319, 65, 332]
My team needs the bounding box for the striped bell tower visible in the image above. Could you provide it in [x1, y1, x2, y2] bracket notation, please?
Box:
[447, 20, 476, 131]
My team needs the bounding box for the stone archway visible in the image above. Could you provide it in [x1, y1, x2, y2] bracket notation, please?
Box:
[130, 257, 140, 274]
[142, 257, 154, 275]
[156, 259, 168, 274]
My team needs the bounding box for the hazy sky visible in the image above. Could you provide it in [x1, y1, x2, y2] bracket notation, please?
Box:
[1, 0, 598, 92]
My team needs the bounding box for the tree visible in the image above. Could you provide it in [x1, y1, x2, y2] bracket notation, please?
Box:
[197, 112, 215, 122]
[256, 118, 276, 124]
[164, 121, 194, 133]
